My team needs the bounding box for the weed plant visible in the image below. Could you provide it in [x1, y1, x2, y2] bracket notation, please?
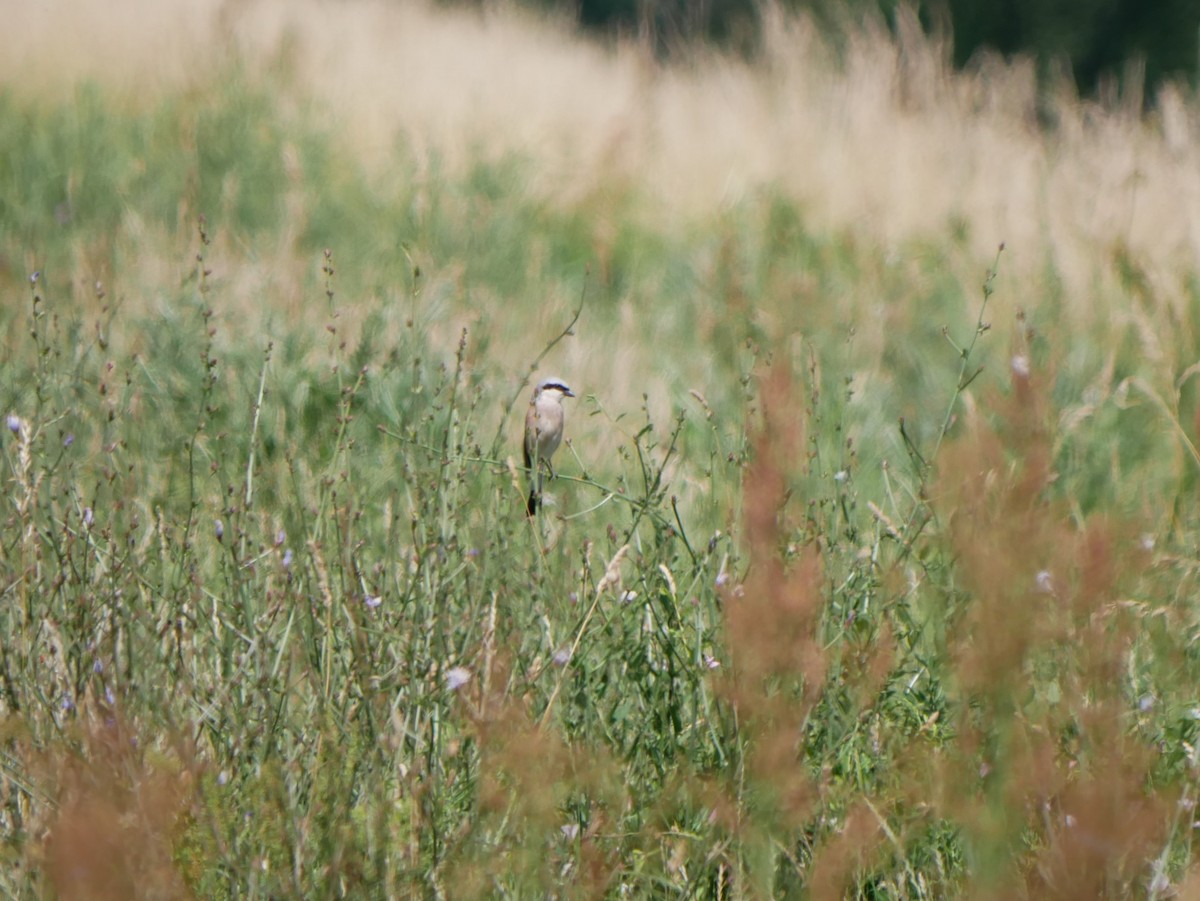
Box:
[2, 14, 1200, 899]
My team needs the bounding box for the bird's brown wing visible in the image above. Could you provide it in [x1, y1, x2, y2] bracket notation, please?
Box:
[523, 405, 539, 471]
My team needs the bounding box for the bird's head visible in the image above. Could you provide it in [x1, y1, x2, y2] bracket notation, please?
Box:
[534, 377, 575, 399]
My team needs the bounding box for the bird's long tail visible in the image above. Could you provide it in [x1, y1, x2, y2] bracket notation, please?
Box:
[526, 465, 542, 517]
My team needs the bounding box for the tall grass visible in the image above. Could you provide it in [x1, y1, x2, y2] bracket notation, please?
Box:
[1, 1, 1200, 897]
[4, 1, 1197, 305]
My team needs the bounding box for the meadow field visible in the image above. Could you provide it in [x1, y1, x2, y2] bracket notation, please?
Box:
[2, 0, 1200, 897]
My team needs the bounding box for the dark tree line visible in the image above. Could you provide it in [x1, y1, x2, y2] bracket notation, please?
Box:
[940, 0, 1198, 95]
[458, 0, 1199, 97]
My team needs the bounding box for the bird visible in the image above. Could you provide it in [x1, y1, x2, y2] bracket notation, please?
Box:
[523, 376, 575, 516]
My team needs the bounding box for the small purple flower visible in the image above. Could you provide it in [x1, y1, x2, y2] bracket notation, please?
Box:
[703, 654, 721, 670]
[214, 519, 224, 541]
[63, 434, 74, 448]
[364, 594, 382, 609]
[553, 647, 571, 666]
[467, 548, 480, 559]
[715, 572, 730, 588]
[275, 529, 286, 547]
[104, 685, 116, 705]
[445, 667, 471, 691]
[93, 659, 103, 674]
[568, 591, 578, 605]
[83, 507, 94, 527]
[29, 271, 40, 285]
[6, 414, 21, 434]
[61, 694, 75, 711]
[560, 823, 580, 840]
[281, 548, 293, 569]
[217, 770, 229, 787]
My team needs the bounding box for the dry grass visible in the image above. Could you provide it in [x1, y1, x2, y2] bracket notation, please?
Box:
[24, 716, 195, 901]
[5, 0, 1198, 308]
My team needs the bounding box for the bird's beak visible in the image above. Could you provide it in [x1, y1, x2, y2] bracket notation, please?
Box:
[564, 387, 576, 397]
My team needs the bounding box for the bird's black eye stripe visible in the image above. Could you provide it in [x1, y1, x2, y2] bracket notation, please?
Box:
[543, 382, 570, 393]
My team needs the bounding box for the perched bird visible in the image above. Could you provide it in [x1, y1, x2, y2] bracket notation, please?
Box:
[523, 376, 575, 516]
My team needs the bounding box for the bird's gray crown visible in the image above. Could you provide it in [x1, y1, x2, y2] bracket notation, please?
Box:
[536, 377, 575, 397]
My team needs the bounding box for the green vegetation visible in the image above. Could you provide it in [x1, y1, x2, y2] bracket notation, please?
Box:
[2, 13, 1200, 898]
